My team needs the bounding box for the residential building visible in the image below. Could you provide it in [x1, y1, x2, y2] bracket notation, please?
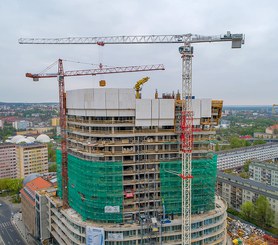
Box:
[51, 117, 60, 127]
[20, 176, 53, 244]
[254, 132, 278, 139]
[217, 143, 278, 170]
[249, 161, 278, 188]
[217, 171, 278, 227]
[0, 143, 17, 179]
[47, 88, 227, 244]
[266, 124, 278, 135]
[13, 120, 31, 130]
[16, 143, 48, 178]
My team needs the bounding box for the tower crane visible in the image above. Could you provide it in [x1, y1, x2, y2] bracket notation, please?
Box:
[19, 31, 244, 244]
[25, 59, 165, 209]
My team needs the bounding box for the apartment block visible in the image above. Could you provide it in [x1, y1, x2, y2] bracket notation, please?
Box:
[249, 161, 278, 188]
[217, 143, 278, 170]
[20, 176, 53, 243]
[13, 120, 31, 130]
[17, 143, 48, 178]
[217, 171, 278, 227]
[0, 143, 17, 179]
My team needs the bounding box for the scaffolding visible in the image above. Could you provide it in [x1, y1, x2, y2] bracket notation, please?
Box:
[160, 155, 217, 215]
[57, 151, 123, 223]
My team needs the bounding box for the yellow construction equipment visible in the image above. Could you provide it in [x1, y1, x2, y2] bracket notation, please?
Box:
[134, 77, 149, 99]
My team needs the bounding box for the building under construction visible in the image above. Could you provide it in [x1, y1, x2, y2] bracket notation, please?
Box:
[47, 87, 227, 245]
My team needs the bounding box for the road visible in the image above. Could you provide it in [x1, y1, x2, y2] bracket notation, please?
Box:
[0, 198, 26, 245]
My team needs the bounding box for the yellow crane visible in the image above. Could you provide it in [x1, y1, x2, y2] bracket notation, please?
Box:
[134, 77, 150, 99]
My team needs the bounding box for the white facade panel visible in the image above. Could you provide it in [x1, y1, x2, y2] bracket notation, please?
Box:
[74, 109, 86, 116]
[84, 90, 94, 109]
[106, 110, 119, 117]
[119, 110, 135, 117]
[135, 119, 152, 127]
[151, 100, 159, 119]
[86, 110, 96, 117]
[93, 89, 106, 109]
[95, 110, 107, 117]
[119, 89, 135, 109]
[159, 119, 174, 126]
[151, 119, 159, 126]
[201, 99, 211, 117]
[67, 90, 85, 109]
[106, 89, 119, 109]
[136, 99, 152, 119]
[159, 99, 175, 119]
[192, 99, 201, 119]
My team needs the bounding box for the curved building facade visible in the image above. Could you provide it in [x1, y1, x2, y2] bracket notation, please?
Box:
[53, 88, 226, 244]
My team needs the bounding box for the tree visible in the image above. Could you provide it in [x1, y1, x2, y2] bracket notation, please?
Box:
[253, 139, 266, 146]
[48, 163, 57, 172]
[215, 143, 220, 151]
[0, 178, 23, 194]
[254, 196, 275, 227]
[47, 142, 56, 162]
[240, 201, 254, 221]
[243, 160, 251, 172]
[239, 172, 249, 179]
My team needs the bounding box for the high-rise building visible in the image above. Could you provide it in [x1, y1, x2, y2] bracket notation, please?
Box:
[48, 88, 227, 245]
[0, 143, 17, 179]
[16, 144, 48, 178]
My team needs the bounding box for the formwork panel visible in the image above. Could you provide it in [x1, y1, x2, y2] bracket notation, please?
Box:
[192, 99, 201, 118]
[93, 89, 106, 109]
[136, 99, 152, 119]
[119, 89, 135, 109]
[159, 99, 175, 119]
[84, 90, 94, 109]
[201, 99, 212, 118]
[151, 99, 159, 119]
[66, 89, 85, 109]
[105, 89, 119, 109]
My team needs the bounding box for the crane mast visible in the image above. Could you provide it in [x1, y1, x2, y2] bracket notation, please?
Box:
[57, 59, 69, 208]
[20, 32, 244, 245]
[179, 43, 193, 244]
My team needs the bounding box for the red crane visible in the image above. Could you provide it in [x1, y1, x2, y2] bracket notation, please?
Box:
[26, 59, 165, 209]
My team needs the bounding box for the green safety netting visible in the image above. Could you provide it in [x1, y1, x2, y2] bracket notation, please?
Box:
[56, 151, 123, 223]
[160, 155, 217, 215]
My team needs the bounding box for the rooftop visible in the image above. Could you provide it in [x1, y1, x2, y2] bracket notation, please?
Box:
[217, 171, 278, 199]
[217, 143, 278, 155]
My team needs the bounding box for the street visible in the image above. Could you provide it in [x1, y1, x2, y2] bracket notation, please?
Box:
[0, 197, 26, 245]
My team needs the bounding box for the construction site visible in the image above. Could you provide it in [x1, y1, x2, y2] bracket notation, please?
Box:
[53, 88, 226, 244]
[19, 32, 245, 244]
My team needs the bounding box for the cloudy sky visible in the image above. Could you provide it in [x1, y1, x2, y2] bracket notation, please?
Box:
[1, 0, 278, 105]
